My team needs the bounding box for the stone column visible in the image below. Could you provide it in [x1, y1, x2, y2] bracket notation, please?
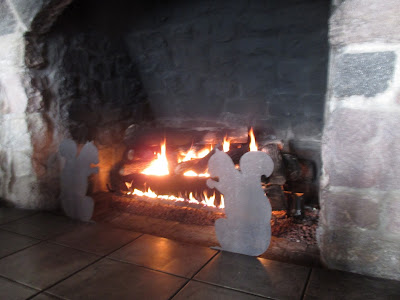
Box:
[0, 0, 71, 209]
[319, 0, 400, 280]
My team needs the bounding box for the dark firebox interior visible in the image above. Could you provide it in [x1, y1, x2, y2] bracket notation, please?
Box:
[36, 0, 330, 209]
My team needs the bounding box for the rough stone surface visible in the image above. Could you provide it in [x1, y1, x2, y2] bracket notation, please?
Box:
[333, 52, 396, 98]
[317, 227, 400, 281]
[0, 0, 18, 35]
[384, 194, 400, 236]
[123, 0, 329, 141]
[330, 0, 400, 46]
[323, 108, 400, 190]
[320, 189, 381, 230]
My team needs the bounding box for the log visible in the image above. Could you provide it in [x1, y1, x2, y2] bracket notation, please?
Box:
[120, 173, 214, 197]
[174, 147, 217, 175]
[282, 154, 315, 182]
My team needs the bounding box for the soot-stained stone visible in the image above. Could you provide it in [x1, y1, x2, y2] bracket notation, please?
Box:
[333, 52, 396, 98]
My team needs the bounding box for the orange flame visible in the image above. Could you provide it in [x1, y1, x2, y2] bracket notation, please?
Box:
[249, 128, 258, 151]
[223, 136, 230, 152]
[141, 140, 169, 176]
[125, 185, 224, 208]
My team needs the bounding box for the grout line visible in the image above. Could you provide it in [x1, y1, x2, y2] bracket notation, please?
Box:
[191, 278, 274, 299]
[167, 250, 221, 300]
[106, 256, 190, 280]
[0, 211, 39, 226]
[190, 250, 220, 280]
[25, 233, 147, 300]
[168, 279, 191, 300]
[0, 240, 43, 260]
[300, 268, 313, 300]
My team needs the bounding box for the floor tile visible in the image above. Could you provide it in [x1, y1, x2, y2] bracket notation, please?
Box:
[0, 213, 81, 240]
[172, 280, 265, 300]
[50, 223, 142, 255]
[0, 242, 99, 290]
[0, 207, 36, 225]
[31, 293, 63, 299]
[0, 229, 40, 258]
[0, 276, 38, 300]
[304, 268, 400, 300]
[195, 251, 310, 300]
[109, 234, 217, 278]
[47, 258, 187, 300]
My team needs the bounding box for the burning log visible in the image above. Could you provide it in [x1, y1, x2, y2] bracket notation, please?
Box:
[174, 146, 217, 175]
[121, 173, 213, 196]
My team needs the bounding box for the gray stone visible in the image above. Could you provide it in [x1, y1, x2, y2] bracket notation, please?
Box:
[320, 189, 381, 230]
[0, 0, 18, 35]
[323, 108, 400, 190]
[318, 227, 400, 280]
[330, 0, 400, 45]
[333, 52, 396, 98]
[385, 195, 400, 235]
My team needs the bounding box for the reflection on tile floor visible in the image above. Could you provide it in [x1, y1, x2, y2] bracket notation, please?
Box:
[0, 207, 399, 300]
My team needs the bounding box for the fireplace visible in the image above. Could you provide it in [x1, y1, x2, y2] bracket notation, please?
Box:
[1, 0, 399, 281]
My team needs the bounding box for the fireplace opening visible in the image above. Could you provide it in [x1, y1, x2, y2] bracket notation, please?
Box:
[23, 0, 329, 264]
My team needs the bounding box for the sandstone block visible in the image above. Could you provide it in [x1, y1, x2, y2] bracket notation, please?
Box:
[318, 227, 400, 280]
[323, 108, 400, 190]
[330, 0, 400, 45]
[320, 189, 380, 230]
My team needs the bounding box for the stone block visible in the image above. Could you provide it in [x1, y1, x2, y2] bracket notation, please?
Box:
[332, 52, 396, 98]
[330, 0, 400, 45]
[385, 195, 400, 235]
[0, 0, 18, 35]
[320, 189, 381, 230]
[277, 60, 312, 94]
[235, 37, 278, 57]
[323, 108, 400, 190]
[279, 31, 328, 59]
[318, 227, 400, 280]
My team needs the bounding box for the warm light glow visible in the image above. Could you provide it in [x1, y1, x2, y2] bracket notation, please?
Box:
[223, 136, 230, 152]
[178, 145, 212, 163]
[183, 170, 210, 177]
[141, 140, 169, 175]
[202, 191, 215, 206]
[249, 128, 258, 151]
[220, 194, 225, 209]
[125, 184, 224, 208]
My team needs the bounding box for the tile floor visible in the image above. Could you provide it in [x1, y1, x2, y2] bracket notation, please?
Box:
[1, 207, 400, 300]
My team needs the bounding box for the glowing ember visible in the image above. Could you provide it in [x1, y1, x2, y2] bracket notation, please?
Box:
[183, 170, 210, 177]
[223, 136, 230, 152]
[249, 128, 258, 151]
[125, 185, 224, 208]
[141, 140, 169, 176]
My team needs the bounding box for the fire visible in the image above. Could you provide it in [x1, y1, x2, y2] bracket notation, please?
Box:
[141, 140, 169, 176]
[249, 128, 258, 151]
[183, 170, 210, 177]
[179, 145, 212, 163]
[223, 136, 230, 152]
[125, 184, 224, 208]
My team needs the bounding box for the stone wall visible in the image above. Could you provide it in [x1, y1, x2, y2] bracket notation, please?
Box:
[124, 0, 329, 145]
[319, 0, 400, 280]
[0, 0, 72, 209]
